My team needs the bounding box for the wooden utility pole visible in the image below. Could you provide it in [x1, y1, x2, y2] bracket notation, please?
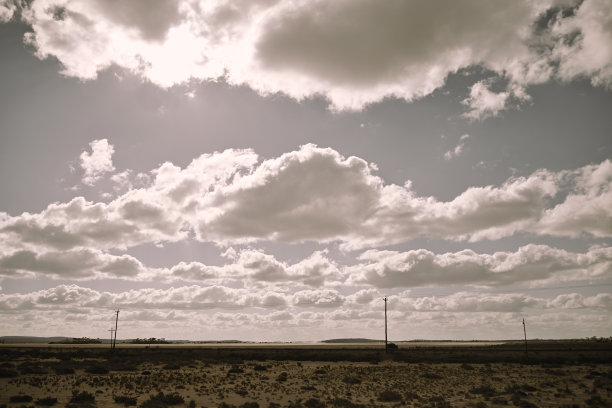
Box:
[113, 310, 120, 350]
[522, 318, 528, 358]
[383, 297, 388, 351]
[108, 328, 115, 350]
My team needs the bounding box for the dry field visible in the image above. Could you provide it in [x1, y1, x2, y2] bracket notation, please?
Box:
[0, 342, 610, 408]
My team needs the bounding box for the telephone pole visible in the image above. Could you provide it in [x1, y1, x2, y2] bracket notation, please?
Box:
[522, 318, 528, 358]
[383, 297, 388, 351]
[108, 328, 115, 350]
[113, 310, 119, 350]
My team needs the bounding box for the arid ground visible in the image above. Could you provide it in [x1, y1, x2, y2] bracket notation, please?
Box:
[0, 341, 610, 407]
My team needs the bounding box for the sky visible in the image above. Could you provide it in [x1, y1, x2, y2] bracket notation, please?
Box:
[0, 0, 611, 342]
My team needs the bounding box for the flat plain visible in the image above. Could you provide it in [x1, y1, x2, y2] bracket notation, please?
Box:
[0, 341, 610, 407]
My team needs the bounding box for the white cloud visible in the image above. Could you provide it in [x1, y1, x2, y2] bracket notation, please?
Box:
[1, 284, 610, 340]
[9, 0, 611, 112]
[536, 160, 612, 238]
[0, 0, 16, 22]
[348, 244, 612, 288]
[0, 247, 147, 279]
[80, 139, 115, 185]
[444, 134, 470, 160]
[1, 147, 611, 254]
[462, 81, 510, 120]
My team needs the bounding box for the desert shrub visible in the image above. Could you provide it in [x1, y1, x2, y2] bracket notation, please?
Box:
[253, 364, 268, 371]
[70, 390, 96, 403]
[35, 397, 58, 406]
[422, 372, 443, 380]
[114, 395, 138, 406]
[140, 392, 185, 407]
[188, 401, 196, 408]
[378, 390, 402, 402]
[18, 362, 47, 374]
[162, 363, 181, 370]
[328, 399, 364, 408]
[461, 363, 475, 370]
[469, 384, 497, 397]
[516, 400, 538, 408]
[240, 403, 259, 408]
[491, 397, 508, 405]
[428, 396, 451, 408]
[228, 366, 244, 374]
[304, 398, 325, 408]
[53, 365, 75, 374]
[504, 384, 536, 394]
[466, 402, 488, 408]
[218, 403, 236, 408]
[10, 395, 33, 402]
[0, 367, 19, 378]
[85, 364, 109, 374]
[586, 394, 607, 407]
[276, 372, 288, 382]
[342, 376, 361, 385]
[404, 392, 420, 401]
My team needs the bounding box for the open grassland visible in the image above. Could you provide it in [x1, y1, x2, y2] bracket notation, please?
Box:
[0, 341, 610, 407]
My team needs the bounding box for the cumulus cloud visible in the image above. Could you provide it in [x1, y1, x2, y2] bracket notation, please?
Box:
[80, 139, 115, 185]
[348, 244, 612, 288]
[2, 284, 610, 340]
[169, 248, 341, 287]
[536, 160, 612, 238]
[0, 0, 16, 22]
[1, 146, 611, 253]
[0, 247, 146, 279]
[394, 291, 542, 313]
[462, 81, 511, 120]
[7, 0, 611, 112]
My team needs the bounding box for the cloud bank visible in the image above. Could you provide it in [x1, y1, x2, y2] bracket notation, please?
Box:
[1, 145, 611, 254]
[5, 0, 610, 113]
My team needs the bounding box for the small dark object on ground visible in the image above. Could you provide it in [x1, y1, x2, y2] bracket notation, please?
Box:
[378, 390, 402, 402]
[386, 342, 398, 350]
[140, 391, 185, 407]
[35, 397, 58, 406]
[342, 376, 361, 385]
[70, 390, 95, 403]
[10, 395, 33, 402]
[114, 395, 138, 406]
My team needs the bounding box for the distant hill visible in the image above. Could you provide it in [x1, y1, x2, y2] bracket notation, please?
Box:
[321, 338, 381, 343]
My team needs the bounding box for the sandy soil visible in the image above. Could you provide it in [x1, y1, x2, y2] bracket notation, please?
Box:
[1, 354, 610, 408]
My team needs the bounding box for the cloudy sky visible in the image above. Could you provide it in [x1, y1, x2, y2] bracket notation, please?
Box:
[0, 0, 611, 342]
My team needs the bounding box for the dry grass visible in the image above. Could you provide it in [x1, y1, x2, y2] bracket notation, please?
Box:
[0, 342, 609, 407]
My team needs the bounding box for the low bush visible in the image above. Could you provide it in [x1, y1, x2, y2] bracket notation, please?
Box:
[304, 398, 325, 408]
[70, 390, 96, 403]
[342, 376, 361, 385]
[114, 395, 138, 406]
[378, 390, 402, 402]
[35, 397, 58, 406]
[140, 392, 185, 407]
[85, 365, 109, 374]
[327, 399, 364, 408]
[9, 395, 33, 402]
[0, 367, 18, 378]
[469, 384, 497, 397]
